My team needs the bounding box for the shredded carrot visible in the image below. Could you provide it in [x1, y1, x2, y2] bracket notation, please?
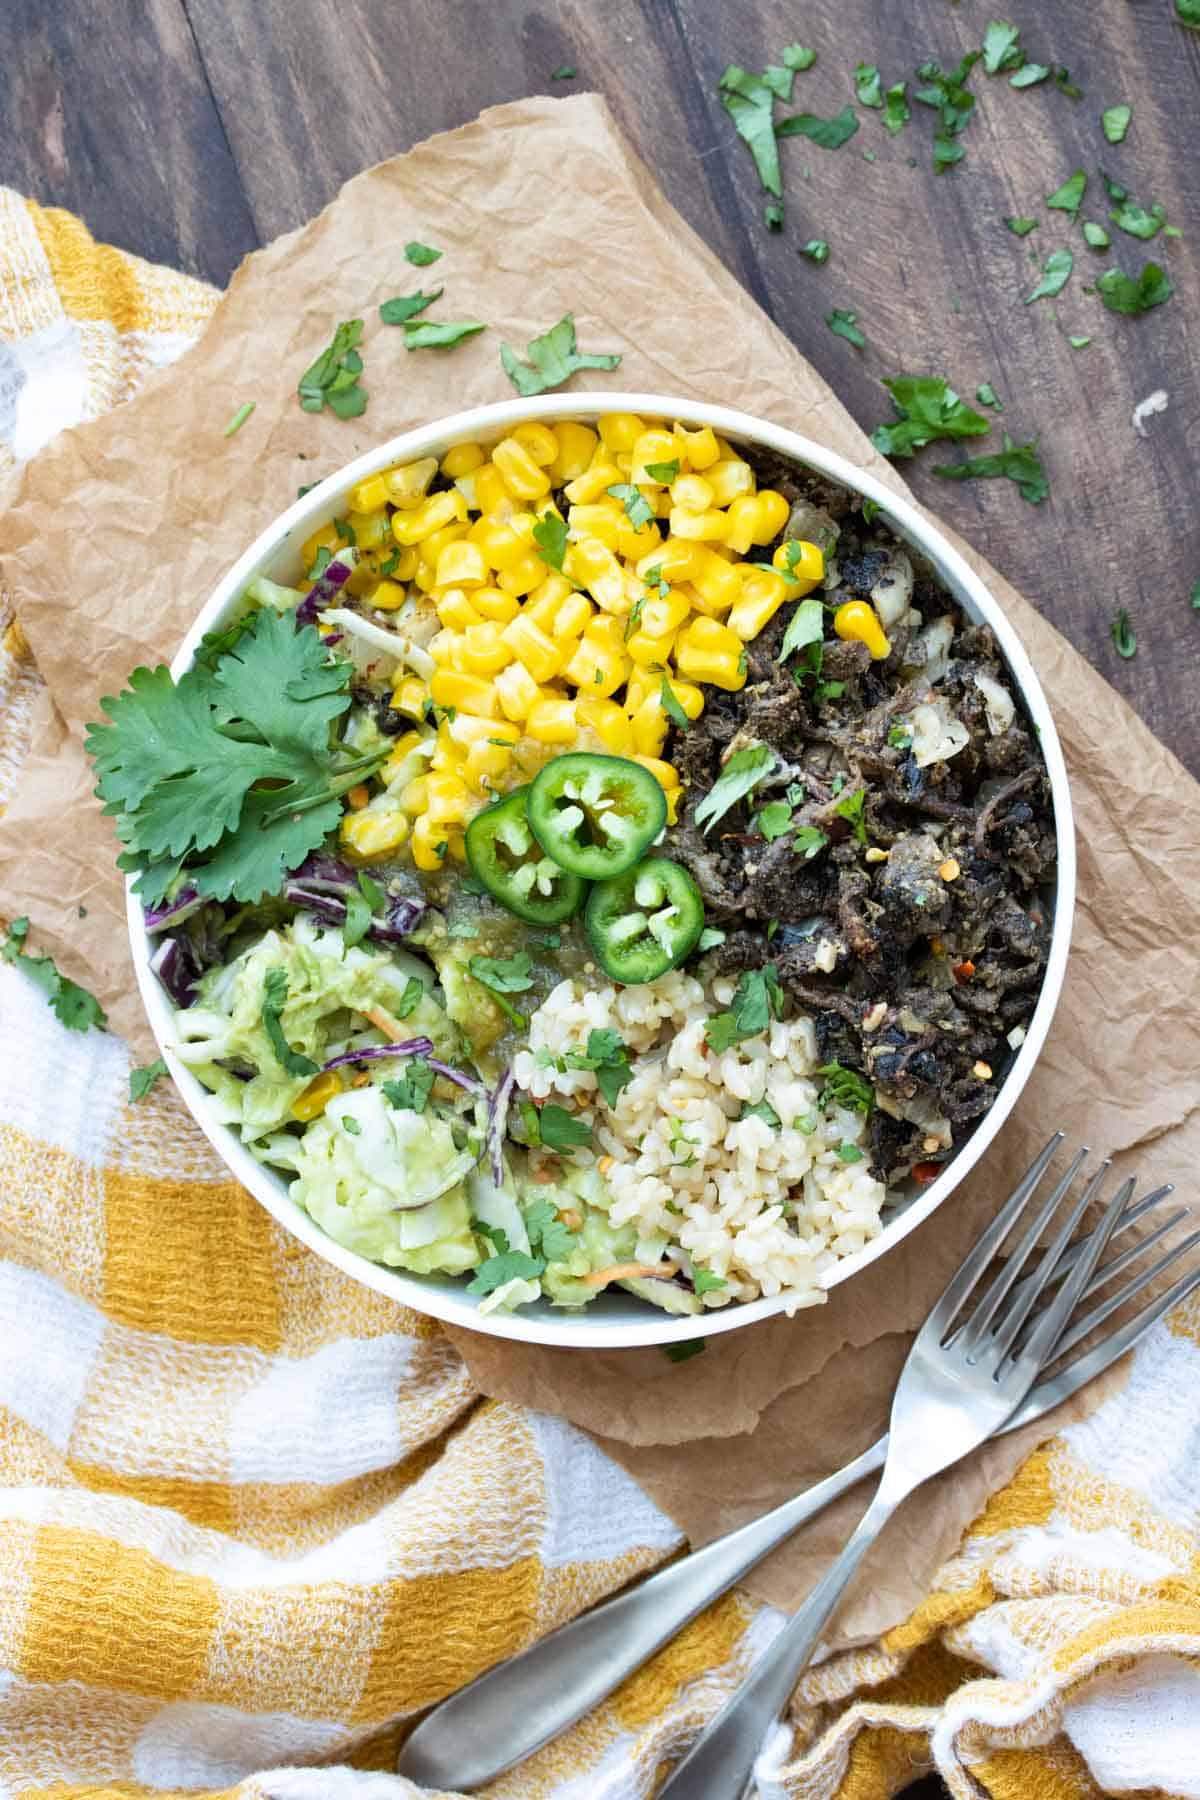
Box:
[347, 784, 370, 810]
[364, 1005, 404, 1041]
[582, 1262, 680, 1288]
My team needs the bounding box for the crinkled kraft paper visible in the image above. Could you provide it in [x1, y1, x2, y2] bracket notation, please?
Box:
[2, 95, 1197, 1635]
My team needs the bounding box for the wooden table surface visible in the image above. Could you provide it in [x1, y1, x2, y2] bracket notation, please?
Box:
[3, 3, 1197, 1791]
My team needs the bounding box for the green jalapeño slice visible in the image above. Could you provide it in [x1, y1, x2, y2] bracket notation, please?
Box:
[465, 787, 587, 925]
[585, 857, 705, 984]
[527, 752, 667, 881]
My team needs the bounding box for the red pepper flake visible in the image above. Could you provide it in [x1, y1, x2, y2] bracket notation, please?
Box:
[952, 959, 976, 984]
[912, 1160, 942, 1184]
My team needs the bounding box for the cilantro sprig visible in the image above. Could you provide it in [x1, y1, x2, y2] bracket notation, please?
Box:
[871, 377, 990, 459]
[706, 965, 785, 1053]
[500, 314, 621, 396]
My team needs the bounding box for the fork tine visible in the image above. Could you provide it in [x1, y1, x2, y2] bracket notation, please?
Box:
[1049, 1226, 1200, 1362]
[1073, 1201, 1185, 1309]
[1007, 1175, 1136, 1369]
[959, 1148, 1092, 1351]
[1018, 1262, 1200, 1421]
[926, 1131, 1064, 1339]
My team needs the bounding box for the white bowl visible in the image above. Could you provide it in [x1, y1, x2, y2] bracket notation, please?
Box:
[127, 393, 1075, 1350]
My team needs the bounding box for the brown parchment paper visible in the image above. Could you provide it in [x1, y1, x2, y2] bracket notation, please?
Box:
[2, 95, 1198, 1641]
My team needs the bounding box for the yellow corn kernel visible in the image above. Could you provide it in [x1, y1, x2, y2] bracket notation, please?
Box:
[512, 422, 559, 466]
[369, 578, 407, 612]
[564, 539, 627, 612]
[720, 495, 760, 554]
[550, 420, 599, 483]
[472, 585, 521, 623]
[494, 660, 544, 721]
[524, 573, 573, 620]
[500, 614, 563, 683]
[400, 774, 429, 813]
[672, 423, 720, 469]
[340, 809, 411, 859]
[506, 509, 541, 547]
[497, 552, 548, 597]
[834, 599, 891, 660]
[440, 441, 485, 479]
[530, 588, 594, 645]
[636, 538, 700, 584]
[411, 813, 452, 871]
[390, 489, 468, 545]
[625, 626, 677, 668]
[493, 436, 553, 500]
[686, 546, 742, 615]
[347, 473, 389, 515]
[640, 588, 691, 637]
[567, 502, 623, 552]
[421, 521, 469, 564]
[563, 462, 623, 506]
[616, 517, 662, 562]
[384, 732, 434, 789]
[674, 616, 747, 690]
[412, 560, 436, 595]
[668, 506, 730, 543]
[424, 772, 471, 824]
[447, 712, 518, 749]
[704, 459, 756, 507]
[346, 510, 393, 555]
[576, 694, 635, 754]
[473, 463, 515, 517]
[527, 696, 578, 743]
[752, 490, 791, 543]
[729, 568, 788, 641]
[299, 521, 341, 569]
[470, 517, 525, 572]
[597, 411, 645, 453]
[624, 666, 658, 713]
[630, 429, 678, 484]
[463, 739, 513, 790]
[384, 457, 439, 508]
[631, 695, 670, 757]
[436, 540, 489, 589]
[291, 1070, 344, 1122]
[564, 637, 630, 699]
[634, 755, 680, 792]
[670, 472, 716, 513]
[430, 669, 500, 716]
[427, 630, 462, 667]
[461, 620, 513, 676]
[582, 613, 627, 654]
[390, 675, 429, 716]
[773, 538, 825, 595]
[664, 677, 704, 720]
[436, 589, 484, 632]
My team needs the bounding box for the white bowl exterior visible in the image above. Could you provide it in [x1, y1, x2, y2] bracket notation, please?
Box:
[127, 393, 1076, 1349]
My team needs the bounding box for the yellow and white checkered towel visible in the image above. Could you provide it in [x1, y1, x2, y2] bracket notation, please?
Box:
[2, 188, 1200, 1800]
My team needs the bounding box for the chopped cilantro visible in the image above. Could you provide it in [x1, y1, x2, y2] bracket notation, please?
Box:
[524, 1197, 578, 1262]
[932, 434, 1049, 504]
[1046, 169, 1087, 220]
[694, 744, 777, 834]
[539, 1104, 592, 1152]
[1178, 0, 1200, 24]
[1082, 222, 1111, 250]
[467, 1245, 544, 1296]
[1068, 334, 1092, 349]
[297, 319, 367, 419]
[469, 951, 534, 993]
[383, 1057, 436, 1114]
[981, 21, 1023, 75]
[550, 64, 577, 80]
[739, 1099, 782, 1129]
[500, 313, 621, 396]
[756, 800, 794, 841]
[395, 976, 425, 1018]
[379, 288, 443, 325]
[1191, 580, 1200, 611]
[784, 44, 816, 70]
[779, 599, 825, 665]
[719, 64, 783, 202]
[834, 786, 868, 844]
[693, 1268, 728, 1294]
[975, 382, 1002, 410]
[913, 51, 980, 135]
[1026, 247, 1073, 302]
[341, 1115, 362, 1135]
[800, 238, 830, 262]
[403, 319, 486, 351]
[1054, 67, 1083, 99]
[607, 483, 655, 530]
[882, 83, 910, 132]
[888, 722, 913, 748]
[817, 1061, 874, 1115]
[532, 510, 569, 572]
[1096, 261, 1173, 314]
[705, 965, 784, 1053]
[1110, 608, 1137, 659]
[870, 375, 990, 459]
[129, 1058, 169, 1102]
[697, 926, 726, 952]
[644, 459, 681, 482]
[854, 63, 883, 108]
[837, 1143, 866, 1163]
[261, 968, 319, 1077]
[1110, 198, 1168, 240]
[825, 308, 866, 349]
[1102, 103, 1132, 144]
[1009, 62, 1050, 87]
[222, 401, 255, 438]
[792, 825, 828, 859]
[404, 242, 442, 266]
[660, 676, 690, 731]
[776, 105, 860, 149]
[1005, 216, 1038, 236]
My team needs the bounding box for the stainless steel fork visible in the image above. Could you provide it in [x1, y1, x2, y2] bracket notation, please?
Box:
[398, 1139, 1198, 1794]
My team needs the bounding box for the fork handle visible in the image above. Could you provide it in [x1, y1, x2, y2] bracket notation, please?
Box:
[395, 1435, 888, 1792]
[657, 1481, 903, 1800]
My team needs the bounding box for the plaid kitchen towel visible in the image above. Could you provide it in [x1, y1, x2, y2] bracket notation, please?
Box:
[2, 186, 1199, 1800]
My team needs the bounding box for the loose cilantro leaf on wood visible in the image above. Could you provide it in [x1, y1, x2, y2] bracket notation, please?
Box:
[932, 435, 1049, 504]
[1096, 261, 1173, 314]
[1082, 222, 1110, 250]
[825, 308, 865, 348]
[1111, 609, 1137, 658]
[383, 1056, 436, 1113]
[854, 63, 883, 108]
[882, 84, 910, 132]
[870, 376, 990, 459]
[1026, 247, 1073, 302]
[694, 744, 777, 834]
[1068, 335, 1092, 349]
[550, 64, 577, 80]
[85, 609, 372, 906]
[1191, 580, 1200, 611]
[784, 44, 816, 70]
[1178, 0, 1200, 25]
[403, 319, 486, 350]
[719, 64, 784, 201]
[2, 916, 108, 1033]
[705, 965, 785, 1053]
[1009, 62, 1050, 87]
[1054, 67, 1083, 99]
[1046, 169, 1087, 220]
[982, 20, 1023, 74]
[379, 288, 443, 324]
[933, 136, 965, 172]
[405, 242, 442, 266]
[1005, 216, 1038, 236]
[1102, 104, 1132, 144]
[1110, 199, 1168, 240]
[607, 483, 655, 530]
[261, 968, 319, 1077]
[976, 383, 1002, 409]
[297, 320, 367, 418]
[539, 1104, 592, 1152]
[913, 51, 980, 135]
[129, 1058, 169, 1102]
[500, 314, 621, 396]
[776, 105, 860, 149]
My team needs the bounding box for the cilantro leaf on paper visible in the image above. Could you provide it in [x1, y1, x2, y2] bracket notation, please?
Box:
[403, 319, 486, 350]
[826, 308, 865, 348]
[405, 242, 442, 266]
[2, 916, 108, 1033]
[776, 105, 860, 149]
[694, 744, 777, 834]
[1102, 103, 1132, 144]
[1046, 169, 1087, 220]
[499, 314, 621, 397]
[870, 376, 990, 459]
[932, 435, 1049, 504]
[705, 965, 785, 1053]
[854, 63, 883, 108]
[261, 968, 319, 1078]
[1026, 247, 1073, 302]
[1096, 261, 1174, 314]
[379, 288, 443, 324]
[129, 1058, 169, 1102]
[297, 319, 367, 418]
[1110, 608, 1137, 658]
